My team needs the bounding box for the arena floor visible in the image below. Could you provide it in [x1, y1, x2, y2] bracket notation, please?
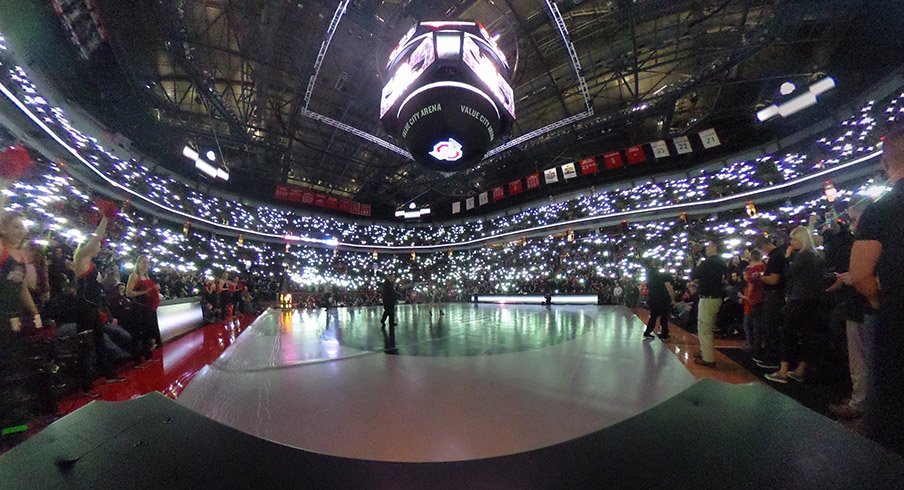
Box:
[176, 304, 696, 462]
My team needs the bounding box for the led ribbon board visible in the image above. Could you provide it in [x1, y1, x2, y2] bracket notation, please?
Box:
[380, 21, 515, 172]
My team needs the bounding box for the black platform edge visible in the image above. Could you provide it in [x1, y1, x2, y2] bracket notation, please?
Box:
[2, 379, 902, 489]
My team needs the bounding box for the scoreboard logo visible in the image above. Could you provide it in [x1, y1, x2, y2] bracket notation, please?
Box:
[429, 138, 464, 161]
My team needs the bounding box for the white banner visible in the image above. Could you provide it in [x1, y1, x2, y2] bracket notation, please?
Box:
[544, 168, 559, 184]
[651, 140, 670, 159]
[466, 197, 475, 210]
[479, 191, 489, 206]
[561, 162, 578, 179]
[673, 135, 693, 155]
[699, 128, 721, 149]
[452, 201, 461, 214]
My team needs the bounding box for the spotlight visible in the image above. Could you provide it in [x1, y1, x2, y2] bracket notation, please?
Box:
[206, 150, 216, 161]
[779, 82, 796, 96]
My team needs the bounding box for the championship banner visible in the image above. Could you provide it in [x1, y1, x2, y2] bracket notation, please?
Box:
[626, 145, 646, 165]
[275, 185, 289, 200]
[651, 140, 670, 159]
[339, 200, 351, 213]
[359, 204, 372, 217]
[350, 202, 362, 214]
[526, 172, 541, 190]
[313, 193, 327, 207]
[579, 157, 598, 175]
[509, 179, 523, 195]
[479, 191, 489, 206]
[492, 186, 505, 202]
[301, 190, 315, 205]
[561, 162, 578, 180]
[326, 196, 339, 210]
[288, 188, 303, 202]
[452, 201, 461, 214]
[544, 167, 559, 184]
[673, 135, 693, 155]
[466, 196, 475, 210]
[603, 151, 623, 170]
[699, 128, 721, 149]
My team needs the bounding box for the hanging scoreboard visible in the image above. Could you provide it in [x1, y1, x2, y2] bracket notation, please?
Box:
[380, 21, 515, 172]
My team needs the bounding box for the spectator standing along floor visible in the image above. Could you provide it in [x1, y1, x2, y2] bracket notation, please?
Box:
[692, 241, 727, 368]
[849, 126, 904, 452]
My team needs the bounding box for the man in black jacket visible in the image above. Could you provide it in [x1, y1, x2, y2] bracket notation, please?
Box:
[380, 273, 397, 330]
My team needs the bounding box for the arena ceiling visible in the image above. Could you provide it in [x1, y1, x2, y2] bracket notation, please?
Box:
[14, 0, 904, 217]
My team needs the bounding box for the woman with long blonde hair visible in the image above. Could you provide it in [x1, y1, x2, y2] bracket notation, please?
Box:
[765, 226, 826, 384]
[127, 254, 161, 351]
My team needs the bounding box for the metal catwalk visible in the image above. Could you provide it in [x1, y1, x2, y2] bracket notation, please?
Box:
[177, 304, 696, 462]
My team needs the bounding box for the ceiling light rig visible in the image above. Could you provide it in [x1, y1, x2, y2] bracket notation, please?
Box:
[395, 201, 432, 220]
[182, 145, 229, 181]
[757, 76, 836, 122]
[380, 21, 515, 172]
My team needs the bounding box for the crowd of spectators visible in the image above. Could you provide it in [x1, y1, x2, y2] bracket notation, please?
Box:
[0, 32, 900, 249]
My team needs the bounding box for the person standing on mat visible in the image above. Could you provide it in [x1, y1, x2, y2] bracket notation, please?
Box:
[380, 272, 397, 331]
[691, 241, 727, 368]
[643, 259, 675, 341]
[753, 234, 787, 370]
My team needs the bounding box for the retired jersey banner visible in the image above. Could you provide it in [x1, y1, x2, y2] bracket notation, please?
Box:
[452, 201, 461, 214]
[288, 188, 303, 202]
[673, 135, 693, 155]
[492, 186, 505, 202]
[544, 168, 559, 184]
[561, 162, 578, 180]
[526, 173, 541, 190]
[466, 197, 475, 210]
[359, 204, 372, 217]
[301, 190, 315, 205]
[275, 185, 289, 200]
[479, 191, 489, 206]
[350, 202, 362, 214]
[579, 157, 599, 175]
[699, 128, 721, 149]
[651, 140, 670, 159]
[509, 179, 523, 195]
[339, 200, 351, 213]
[603, 151, 623, 170]
[626, 145, 646, 165]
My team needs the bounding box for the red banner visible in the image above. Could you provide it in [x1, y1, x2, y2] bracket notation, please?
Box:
[509, 179, 523, 195]
[626, 145, 646, 165]
[492, 186, 505, 202]
[526, 172, 541, 190]
[579, 157, 599, 175]
[603, 151, 623, 170]
[326, 196, 339, 209]
[274, 184, 370, 216]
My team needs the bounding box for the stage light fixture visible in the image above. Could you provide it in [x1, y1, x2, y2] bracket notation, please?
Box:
[206, 150, 216, 161]
[756, 105, 780, 122]
[380, 21, 515, 171]
[809, 77, 836, 96]
[780, 82, 796, 95]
